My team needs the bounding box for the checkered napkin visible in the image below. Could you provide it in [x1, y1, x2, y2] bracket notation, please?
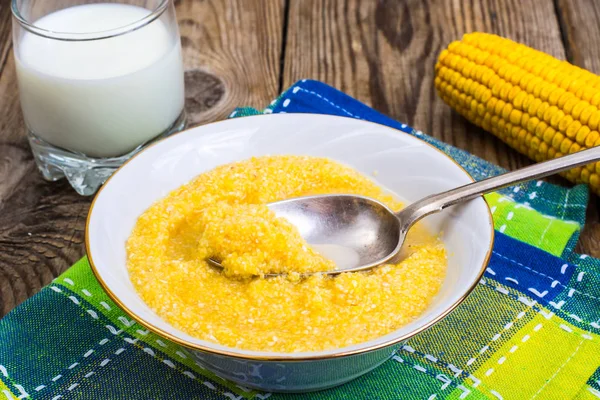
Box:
[1, 80, 599, 400]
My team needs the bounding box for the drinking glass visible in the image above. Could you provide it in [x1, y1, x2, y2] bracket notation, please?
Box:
[11, 0, 186, 195]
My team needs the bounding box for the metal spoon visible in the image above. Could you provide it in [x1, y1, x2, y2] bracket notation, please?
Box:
[208, 146, 600, 276]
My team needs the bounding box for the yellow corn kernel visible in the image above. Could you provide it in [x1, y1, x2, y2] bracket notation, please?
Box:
[581, 168, 591, 184]
[535, 121, 548, 139]
[589, 111, 600, 130]
[542, 126, 556, 144]
[566, 121, 583, 139]
[487, 97, 498, 114]
[513, 91, 527, 109]
[548, 87, 564, 106]
[527, 117, 540, 133]
[502, 103, 513, 120]
[591, 92, 600, 107]
[559, 115, 574, 133]
[509, 109, 522, 125]
[572, 101, 589, 120]
[557, 91, 574, 108]
[564, 97, 580, 115]
[552, 132, 565, 149]
[539, 83, 553, 102]
[586, 131, 600, 147]
[560, 138, 573, 154]
[528, 97, 543, 116]
[580, 105, 596, 125]
[495, 99, 507, 115]
[539, 142, 549, 157]
[591, 173, 600, 188]
[536, 102, 550, 120]
[575, 126, 591, 146]
[550, 110, 566, 129]
[511, 126, 521, 139]
[521, 113, 530, 129]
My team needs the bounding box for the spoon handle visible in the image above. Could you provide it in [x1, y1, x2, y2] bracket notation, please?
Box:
[399, 145, 600, 227]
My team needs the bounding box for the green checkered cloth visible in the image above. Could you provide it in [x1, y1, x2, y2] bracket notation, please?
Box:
[1, 80, 599, 399]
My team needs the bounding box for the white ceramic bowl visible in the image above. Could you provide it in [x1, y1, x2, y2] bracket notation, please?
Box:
[87, 113, 493, 392]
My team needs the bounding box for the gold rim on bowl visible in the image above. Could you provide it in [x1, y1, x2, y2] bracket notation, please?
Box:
[85, 113, 495, 361]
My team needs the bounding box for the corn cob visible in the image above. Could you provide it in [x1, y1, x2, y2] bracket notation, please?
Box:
[434, 32, 600, 195]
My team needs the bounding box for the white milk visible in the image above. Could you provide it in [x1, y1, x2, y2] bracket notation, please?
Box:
[15, 4, 185, 158]
[312, 244, 361, 271]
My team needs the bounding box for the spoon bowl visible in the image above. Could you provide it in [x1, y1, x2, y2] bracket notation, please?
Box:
[268, 195, 402, 272]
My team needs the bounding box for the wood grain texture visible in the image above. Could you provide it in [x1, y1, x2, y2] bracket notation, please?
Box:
[0, 0, 285, 316]
[555, 0, 600, 256]
[283, 0, 566, 171]
[178, 0, 285, 125]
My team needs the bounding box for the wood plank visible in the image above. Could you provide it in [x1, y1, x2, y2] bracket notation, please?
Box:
[283, 0, 566, 170]
[555, 0, 600, 256]
[283, 0, 600, 256]
[178, 0, 285, 124]
[0, 0, 11, 72]
[0, 0, 285, 316]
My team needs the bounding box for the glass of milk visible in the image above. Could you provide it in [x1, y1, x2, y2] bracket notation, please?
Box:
[11, 0, 186, 195]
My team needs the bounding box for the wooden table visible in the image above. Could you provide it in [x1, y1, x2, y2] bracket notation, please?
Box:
[1, 0, 600, 317]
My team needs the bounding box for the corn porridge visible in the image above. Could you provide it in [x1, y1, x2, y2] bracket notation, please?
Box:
[127, 155, 447, 352]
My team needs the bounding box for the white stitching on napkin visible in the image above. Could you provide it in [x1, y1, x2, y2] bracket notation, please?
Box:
[493, 251, 600, 301]
[479, 280, 599, 333]
[292, 86, 359, 118]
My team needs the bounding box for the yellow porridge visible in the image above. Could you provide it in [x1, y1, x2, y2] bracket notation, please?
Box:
[126, 155, 447, 352]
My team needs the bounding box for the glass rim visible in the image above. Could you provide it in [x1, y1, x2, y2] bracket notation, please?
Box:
[11, 0, 170, 41]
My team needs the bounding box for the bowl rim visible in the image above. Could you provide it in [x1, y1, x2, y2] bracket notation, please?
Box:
[86, 113, 495, 361]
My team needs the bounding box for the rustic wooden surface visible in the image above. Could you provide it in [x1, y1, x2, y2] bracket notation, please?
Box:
[554, 0, 600, 258]
[0, 0, 598, 316]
